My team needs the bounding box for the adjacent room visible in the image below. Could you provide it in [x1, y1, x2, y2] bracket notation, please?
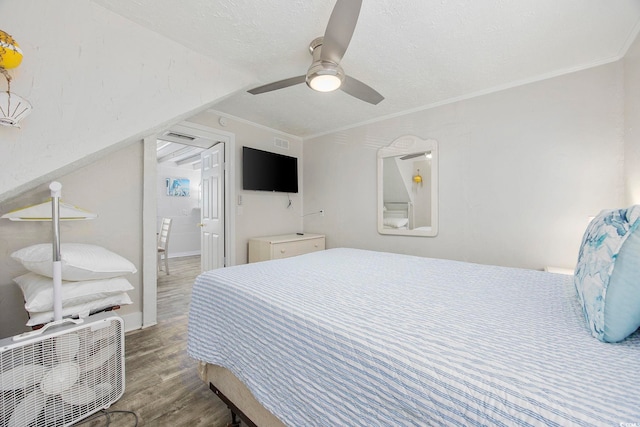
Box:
[1, 0, 640, 426]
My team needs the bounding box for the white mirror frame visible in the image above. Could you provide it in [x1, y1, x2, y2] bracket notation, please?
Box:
[377, 135, 439, 237]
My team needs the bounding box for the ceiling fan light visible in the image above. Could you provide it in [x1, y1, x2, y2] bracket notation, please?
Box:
[309, 74, 342, 92]
[306, 61, 345, 93]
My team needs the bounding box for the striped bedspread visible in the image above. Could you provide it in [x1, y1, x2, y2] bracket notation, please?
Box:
[187, 248, 640, 426]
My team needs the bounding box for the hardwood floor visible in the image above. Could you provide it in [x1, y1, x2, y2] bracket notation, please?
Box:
[86, 256, 232, 426]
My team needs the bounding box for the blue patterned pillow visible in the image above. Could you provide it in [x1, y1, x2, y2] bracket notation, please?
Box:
[574, 206, 640, 342]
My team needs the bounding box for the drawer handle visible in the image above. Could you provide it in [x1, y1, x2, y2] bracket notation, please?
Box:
[314, 244, 318, 247]
[280, 249, 286, 253]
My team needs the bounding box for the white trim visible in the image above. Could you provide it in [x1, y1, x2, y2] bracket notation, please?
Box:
[168, 250, 201, 258]
[618, 17, 640, 58]
[142, 136, 158, 329]
[224, 139, 236, 267]
[121, 311, 145, 333]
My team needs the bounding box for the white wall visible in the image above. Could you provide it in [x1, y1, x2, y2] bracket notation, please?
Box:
[304, 62, 625, 270]
[0, 0, 252, 203]
[185, 112, 304, 265]
[157, 165, 201, 257]
[625, 32, 640, 205]
[0, 143, 143, 338]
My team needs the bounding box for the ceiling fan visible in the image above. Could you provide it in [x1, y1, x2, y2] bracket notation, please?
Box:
[247, 0, 384, 105]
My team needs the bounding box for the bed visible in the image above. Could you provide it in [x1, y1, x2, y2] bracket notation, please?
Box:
[187, 209, 640, 427]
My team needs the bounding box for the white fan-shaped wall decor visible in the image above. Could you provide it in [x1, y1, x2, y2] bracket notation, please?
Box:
[0, 312, 124, 427]
[0, 90, 32, 128]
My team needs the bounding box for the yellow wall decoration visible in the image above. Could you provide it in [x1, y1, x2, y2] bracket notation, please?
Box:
[0, 30, 31, 127]
[0, 30, 23, 69]
[413, 169, 423, 184]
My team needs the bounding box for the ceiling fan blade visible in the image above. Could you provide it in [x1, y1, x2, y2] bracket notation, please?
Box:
[247, 75, 306, 95]
[340, 76, 384, 105]
[320, 0, 362, 64]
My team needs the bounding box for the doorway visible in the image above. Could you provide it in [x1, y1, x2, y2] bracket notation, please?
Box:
[143, 121, 236, 327]
[156, 135, 206, 267]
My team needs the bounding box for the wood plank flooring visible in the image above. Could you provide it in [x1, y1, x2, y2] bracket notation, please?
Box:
[85, 256, 232, 427]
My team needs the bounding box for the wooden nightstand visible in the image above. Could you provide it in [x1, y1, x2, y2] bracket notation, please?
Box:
[544, 266, 575, 275]
[248, 233, 325, 263]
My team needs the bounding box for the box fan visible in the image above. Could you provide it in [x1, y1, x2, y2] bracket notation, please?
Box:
[0, 312, 124, 426]
[0, 182, 125, 426]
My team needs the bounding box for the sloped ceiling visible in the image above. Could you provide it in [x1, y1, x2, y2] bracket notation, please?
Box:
[91, 0, 640, 137]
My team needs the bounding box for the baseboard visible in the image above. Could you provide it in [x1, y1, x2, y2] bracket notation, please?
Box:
[120, 311, 143, 333]
[169, 250, 201, 259]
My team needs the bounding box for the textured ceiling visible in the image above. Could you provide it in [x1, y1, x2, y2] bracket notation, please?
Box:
[91, 0, 640, 137]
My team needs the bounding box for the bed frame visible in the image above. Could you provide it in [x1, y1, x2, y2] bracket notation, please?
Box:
[198, 362, 286, 427]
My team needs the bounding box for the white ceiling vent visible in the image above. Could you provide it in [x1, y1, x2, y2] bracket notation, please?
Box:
[274, 137, 290, 150]
[163, 132, 196, 141]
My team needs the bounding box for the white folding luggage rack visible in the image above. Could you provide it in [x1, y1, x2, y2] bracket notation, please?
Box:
[0, 311, 125, 427]
[0, 182, 125, 427]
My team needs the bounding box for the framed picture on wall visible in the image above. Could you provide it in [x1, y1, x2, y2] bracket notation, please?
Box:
[166, 178, 190, 197]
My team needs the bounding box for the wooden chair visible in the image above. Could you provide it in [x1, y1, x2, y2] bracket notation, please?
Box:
[157, 217, 173, 274]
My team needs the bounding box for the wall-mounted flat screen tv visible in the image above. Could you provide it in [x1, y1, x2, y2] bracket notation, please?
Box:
[242, 146, 299, 193]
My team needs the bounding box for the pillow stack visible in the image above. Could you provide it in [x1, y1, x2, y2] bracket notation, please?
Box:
[11, 243, 136, 326]
[574, 205, 640, 342]
[383, 217, 409, 229]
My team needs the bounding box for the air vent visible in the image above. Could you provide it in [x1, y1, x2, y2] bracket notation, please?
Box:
[164, 132, 196, 141]
[274, 137, 290, 150]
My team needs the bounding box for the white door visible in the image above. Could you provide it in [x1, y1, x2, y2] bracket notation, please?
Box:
[200, 143, 225, 272]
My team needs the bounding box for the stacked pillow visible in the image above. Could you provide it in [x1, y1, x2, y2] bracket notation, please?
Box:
[574, 206, 640, 342]
[383, 217, 409, 229]
[11, 243, 136, 326]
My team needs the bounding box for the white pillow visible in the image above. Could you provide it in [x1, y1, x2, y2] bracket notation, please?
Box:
[26, 293, 132, 326]
[14, 273, 134, 312]
[11, 243, 137, 281]
[383, 217, 409, 228]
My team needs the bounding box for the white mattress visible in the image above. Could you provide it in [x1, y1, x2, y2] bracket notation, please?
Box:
[187, 248, 640, 426]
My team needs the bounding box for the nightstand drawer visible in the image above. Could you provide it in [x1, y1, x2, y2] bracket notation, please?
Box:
[270, 237, 325, 260]
[248, 233, 326, 263]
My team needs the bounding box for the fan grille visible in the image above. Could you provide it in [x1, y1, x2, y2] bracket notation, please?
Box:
[0, 314, 124, 427]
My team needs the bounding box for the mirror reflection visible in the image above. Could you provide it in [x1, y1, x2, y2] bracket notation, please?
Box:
[377, 135, 438, 237]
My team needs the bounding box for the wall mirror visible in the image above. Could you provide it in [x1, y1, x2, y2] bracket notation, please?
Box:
[377, 135, 438, 237]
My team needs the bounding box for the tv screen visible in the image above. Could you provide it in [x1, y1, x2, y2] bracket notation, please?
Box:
[242, 146, 299, 193]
